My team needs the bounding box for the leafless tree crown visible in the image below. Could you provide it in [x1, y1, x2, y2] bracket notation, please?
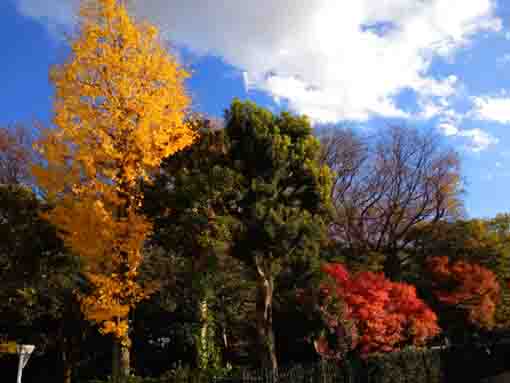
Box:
[0, 124, 34, 186]
[319, 125, 463, 260]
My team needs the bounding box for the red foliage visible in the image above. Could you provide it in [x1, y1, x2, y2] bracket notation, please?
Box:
[427, 256, 500, 328]
[319, 263, 440, 357]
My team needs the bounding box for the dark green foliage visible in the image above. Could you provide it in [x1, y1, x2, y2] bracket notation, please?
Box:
[142, 118, 256, 369]
[273, 256, 328, 365]
[86, 348, 444, 383]
[143, 102, 333, 369]
[357, 348, 442, 383]
[0, 184, 97, 383]
[224, 100, 333, 270]
[0, 184, 76, 345]
[143, 121, 242, 260]
[223, 100, 333, 369]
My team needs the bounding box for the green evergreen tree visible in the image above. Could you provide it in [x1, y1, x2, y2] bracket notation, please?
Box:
[143, 117, 253, 370]
[223, 100, 332, 370]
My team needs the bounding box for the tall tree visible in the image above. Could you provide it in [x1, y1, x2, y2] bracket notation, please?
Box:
[143, 118, 254, 370]
[224, 100, 333, 370]
[319, 126, 463, 279]
[31, 1, 195, 381]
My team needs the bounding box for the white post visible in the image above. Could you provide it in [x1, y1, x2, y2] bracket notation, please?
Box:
[16, 345, 35, 383]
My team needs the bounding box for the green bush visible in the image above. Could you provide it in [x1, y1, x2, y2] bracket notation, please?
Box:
[88, 348, 443, 383]
[88, 375, 159, 383]
[359, 347, 443, 383]
[88, 361, 238, 383]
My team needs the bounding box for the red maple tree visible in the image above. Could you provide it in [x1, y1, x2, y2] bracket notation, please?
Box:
[317, 263, 440, 357]
[426, 256, 500, 328]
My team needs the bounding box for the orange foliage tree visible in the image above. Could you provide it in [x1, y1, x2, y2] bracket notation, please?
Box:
[426, 256, 500, 328]
[318, 263, 440, 357]
[31, 0, 195, 381]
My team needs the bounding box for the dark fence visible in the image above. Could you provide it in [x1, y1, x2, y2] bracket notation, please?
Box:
[6, 342, 510, 383]
[154, 344, 510, 383]
[153, 348, 442, 383]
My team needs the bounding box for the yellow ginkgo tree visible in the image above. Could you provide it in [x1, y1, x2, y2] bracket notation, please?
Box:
[32, 0, 195, 381]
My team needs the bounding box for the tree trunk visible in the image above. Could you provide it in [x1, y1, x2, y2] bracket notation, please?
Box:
[198, 297, 209, 369]
[112, 337, 130, 383]
[222, 326, 228, 351]
[255, 256, 278, 371]
[60, 301, 81, 383]
[61, 346, 72, 383]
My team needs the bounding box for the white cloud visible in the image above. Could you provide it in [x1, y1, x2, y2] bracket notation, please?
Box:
[472, 96, 510, 123]
[416, 89, 465, 121]
[15, 0, 501, 122]
[436, 117, 498, 152]
[438, 122, 459, 136]
[419, 99, 444, 119]
[458, 128, 499, 152]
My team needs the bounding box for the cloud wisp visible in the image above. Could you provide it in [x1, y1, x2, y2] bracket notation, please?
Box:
[472, 95, 510, 123]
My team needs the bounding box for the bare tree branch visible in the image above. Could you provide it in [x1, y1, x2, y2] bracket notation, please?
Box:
[318, 125, 464, 277]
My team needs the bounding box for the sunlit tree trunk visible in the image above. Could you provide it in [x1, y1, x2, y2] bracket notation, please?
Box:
[198, 297, 210, 368]
[61, 342, 72, 383]
[255, 255, 278, 371]
[112, 336, 130, 383]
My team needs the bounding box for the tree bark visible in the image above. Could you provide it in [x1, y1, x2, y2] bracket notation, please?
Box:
[60, 298, 82, 383]
[112, 337, 130, 383]
[222, 326, 228, 351]
[61, 344, 72, 383]
[198, 297, 209, 369]
[255, 256, 278, 371]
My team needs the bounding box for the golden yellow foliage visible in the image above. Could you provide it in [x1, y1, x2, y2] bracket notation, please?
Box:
[32, 0, 195, 345]
[0, 342, 17, 354]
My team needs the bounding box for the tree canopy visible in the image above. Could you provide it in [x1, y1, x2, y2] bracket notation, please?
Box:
[31, 0, 196, 381]
[223, 100, 333, 369]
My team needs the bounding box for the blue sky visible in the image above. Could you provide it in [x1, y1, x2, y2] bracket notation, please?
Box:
[4, 0, 510, 218]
